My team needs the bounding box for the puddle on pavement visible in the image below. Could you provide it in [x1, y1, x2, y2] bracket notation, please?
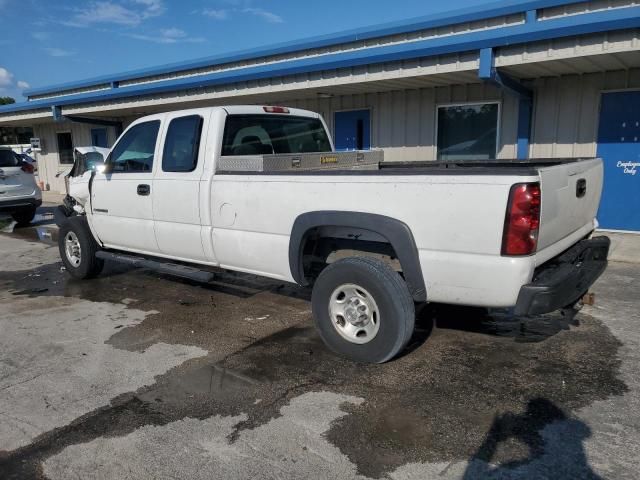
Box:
[138, 363, 263, 405]
[1, 208, 58, 244]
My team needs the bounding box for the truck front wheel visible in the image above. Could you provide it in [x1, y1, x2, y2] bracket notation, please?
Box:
[58, 217, 104, 279]
[311, 256, 415, 363]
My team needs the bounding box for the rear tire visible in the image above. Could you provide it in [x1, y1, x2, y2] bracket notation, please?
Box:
[11, 206, 36, 226]
[58, 217, 104, 279]
[311, 256, 415, 364]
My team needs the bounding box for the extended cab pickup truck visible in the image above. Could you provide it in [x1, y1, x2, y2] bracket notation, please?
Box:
[57, 105, 610, 363]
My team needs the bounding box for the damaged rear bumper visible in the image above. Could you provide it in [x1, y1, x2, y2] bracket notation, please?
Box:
[514, 236, 610, 316]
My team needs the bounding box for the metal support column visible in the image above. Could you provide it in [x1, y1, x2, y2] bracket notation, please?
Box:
[479, 47, 533, 160]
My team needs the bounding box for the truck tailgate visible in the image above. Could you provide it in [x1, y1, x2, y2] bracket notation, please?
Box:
[537, 159, 603, 251]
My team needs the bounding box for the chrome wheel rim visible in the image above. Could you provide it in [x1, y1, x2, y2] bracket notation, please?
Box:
[64, 231, 82, 267]
[328, 284, 380, 344]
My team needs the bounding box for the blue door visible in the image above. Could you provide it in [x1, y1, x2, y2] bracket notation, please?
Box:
[334, 110, 371, 151]
[596, 92, 640, 232]
[91, 128, 108, 148]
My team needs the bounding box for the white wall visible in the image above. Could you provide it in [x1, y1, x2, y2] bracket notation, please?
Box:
[33, 121, 117, 193]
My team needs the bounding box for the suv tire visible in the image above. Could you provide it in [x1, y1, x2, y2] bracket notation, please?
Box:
[58, 217, 104, 279]
[311, 256, 415, 364]
[11, 206, 36, 226]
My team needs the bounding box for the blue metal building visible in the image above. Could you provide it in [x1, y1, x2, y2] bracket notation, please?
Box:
[0, 0, 639, 232]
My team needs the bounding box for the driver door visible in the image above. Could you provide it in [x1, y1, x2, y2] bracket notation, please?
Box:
[90, 118, 162, 254]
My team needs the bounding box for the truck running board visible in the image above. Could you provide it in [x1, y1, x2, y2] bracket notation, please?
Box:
[95, 251, 215, 283]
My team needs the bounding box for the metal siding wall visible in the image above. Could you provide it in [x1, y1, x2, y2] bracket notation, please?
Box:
[28, 68, 640, 190]
[530, 69, 640, 158]
[291, 72, 640, 162]
[297, 83, 510, 162]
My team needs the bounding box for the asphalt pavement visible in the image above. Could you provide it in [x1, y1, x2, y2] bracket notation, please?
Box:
[0, 213, 638, 479]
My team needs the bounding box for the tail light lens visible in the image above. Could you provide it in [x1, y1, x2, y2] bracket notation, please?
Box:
[502, 182, 541, 256]
[21, 161, 34, 174]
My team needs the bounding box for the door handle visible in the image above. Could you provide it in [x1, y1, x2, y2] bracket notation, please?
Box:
[137, 184, 151, 196]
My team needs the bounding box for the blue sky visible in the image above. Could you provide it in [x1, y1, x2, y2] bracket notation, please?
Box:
[0, 0, 493, 100]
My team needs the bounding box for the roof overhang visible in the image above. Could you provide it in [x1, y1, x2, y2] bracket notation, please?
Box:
[21, 0, 594, 99]
[1, 4, 640, 122]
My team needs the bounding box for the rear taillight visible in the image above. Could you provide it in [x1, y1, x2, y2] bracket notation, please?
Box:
[21, 162, 34, 174]
[263, 106, 289, 114]
[502, 182, 541, 256]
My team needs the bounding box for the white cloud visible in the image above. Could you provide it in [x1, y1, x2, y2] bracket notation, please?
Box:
[17, 80, 30, 90]
[125, 28, 205, 44]
[44, 47, 76, 57]
[130, 0, 165, 19]
[161, 27, 187, 39]
[202, 8, 228, 20]
[65, 0, 165, 27]
[0, 67, 14, 89]
[31, 32, 50, 41]
[242, 7, 283, 23]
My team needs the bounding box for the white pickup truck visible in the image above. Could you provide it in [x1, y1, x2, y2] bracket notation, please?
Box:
[57, 105, 610, 363]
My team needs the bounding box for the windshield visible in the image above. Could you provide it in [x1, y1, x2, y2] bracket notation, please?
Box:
[0, 149, 19, 168]
[222, 114, 331, 156]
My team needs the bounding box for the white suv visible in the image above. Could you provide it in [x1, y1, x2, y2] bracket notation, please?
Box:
[0, 147, 42, 225]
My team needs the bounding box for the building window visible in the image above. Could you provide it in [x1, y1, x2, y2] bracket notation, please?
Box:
[162, 115, 203, 172]
[437, 103, 499, 160]
[57, 132, 74, 164]
[108, 120, 160, 173]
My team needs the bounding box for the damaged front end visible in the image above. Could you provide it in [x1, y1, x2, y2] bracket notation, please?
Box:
[54, 146, 109, 226]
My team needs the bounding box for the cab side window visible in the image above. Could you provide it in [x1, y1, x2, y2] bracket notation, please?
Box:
[162, 115, 204, 172]
[109, 121, 160, 173]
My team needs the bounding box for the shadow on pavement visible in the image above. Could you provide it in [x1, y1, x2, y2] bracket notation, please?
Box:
[463, 398, 603, 479]
[401, 303, 580, 358]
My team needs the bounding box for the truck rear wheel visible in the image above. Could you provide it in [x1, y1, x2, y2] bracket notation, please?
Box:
[311, 256, 415, 363]
[58, 217, 104, 280]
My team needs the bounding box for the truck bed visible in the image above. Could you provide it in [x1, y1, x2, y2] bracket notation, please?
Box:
[217, 157, 595, 176]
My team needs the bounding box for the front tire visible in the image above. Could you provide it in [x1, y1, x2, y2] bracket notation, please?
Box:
[58, 217, 104, 279]
[11, 206, 36, 226]
[311, 256, 415, 364]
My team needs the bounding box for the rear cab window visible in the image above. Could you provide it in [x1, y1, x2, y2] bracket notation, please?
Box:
[222, 115, 331, 156]
[162, 115, 204, 172]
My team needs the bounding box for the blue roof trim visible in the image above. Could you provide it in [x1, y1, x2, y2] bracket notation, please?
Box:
[24, 0, 589, 97]
[4, 6, 640, 115]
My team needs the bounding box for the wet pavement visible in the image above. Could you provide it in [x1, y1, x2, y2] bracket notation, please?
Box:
[0, 210, 639, 479]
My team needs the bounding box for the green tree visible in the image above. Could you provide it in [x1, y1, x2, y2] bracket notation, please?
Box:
[0, 97, 16, 105]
